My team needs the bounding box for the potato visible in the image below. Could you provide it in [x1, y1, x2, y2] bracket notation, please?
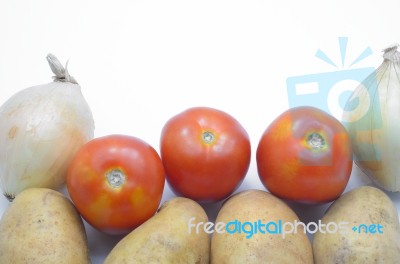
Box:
[0, 188, 91, 264]
[313, 186, 400, 263]
[211, 189, 313, 264]
[104, 197, 210, 264]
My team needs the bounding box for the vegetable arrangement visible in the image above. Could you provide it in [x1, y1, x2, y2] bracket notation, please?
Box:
[0, 51, 399, 263]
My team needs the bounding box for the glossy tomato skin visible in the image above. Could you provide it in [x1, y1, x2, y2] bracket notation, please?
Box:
[67, 135, 165, 234]
[256, 106, 353, 203]
[160, 107, 251, 202]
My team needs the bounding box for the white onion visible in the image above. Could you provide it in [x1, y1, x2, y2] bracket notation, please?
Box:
[343, 45, 400, 191]
[0, 54, 94, 201]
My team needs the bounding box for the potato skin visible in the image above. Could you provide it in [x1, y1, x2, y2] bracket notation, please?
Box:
[211, 189, 313, 264]
[313, 186, 400, 264]
[0, 188, 91, 264]
[104, 197, 210, 264]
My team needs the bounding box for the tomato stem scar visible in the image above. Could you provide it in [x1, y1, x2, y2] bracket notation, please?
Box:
[307, 132, 326, 150]
[106, 169, 126, 188]
[202, 131, 215, 144]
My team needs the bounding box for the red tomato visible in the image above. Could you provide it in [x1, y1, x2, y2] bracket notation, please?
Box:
[256, 106, 353, 203]
[67, 135, 165, 234]
[160, 107, 251, 202]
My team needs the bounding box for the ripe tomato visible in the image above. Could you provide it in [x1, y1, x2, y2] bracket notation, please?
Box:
[160, 107, 251, 202]
[256, 106, 352, 203]
[67, 135, 165, 234]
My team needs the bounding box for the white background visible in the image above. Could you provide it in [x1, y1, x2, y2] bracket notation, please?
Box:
[1, 1, 400, 263]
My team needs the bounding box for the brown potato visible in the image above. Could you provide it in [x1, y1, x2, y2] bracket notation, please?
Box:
[0, 188, 91, 264]
[313, 186, 400, 263]
[211, 189, 313, 264]
[104, 197, 210, 264]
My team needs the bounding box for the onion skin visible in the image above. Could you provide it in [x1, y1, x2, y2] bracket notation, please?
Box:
[343, 45, 400, 191]
[0, 54, 94, 201]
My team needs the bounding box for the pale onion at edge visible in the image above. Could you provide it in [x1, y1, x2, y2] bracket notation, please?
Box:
[0, 54, 94, 201]
[343, 44, 400, 191]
